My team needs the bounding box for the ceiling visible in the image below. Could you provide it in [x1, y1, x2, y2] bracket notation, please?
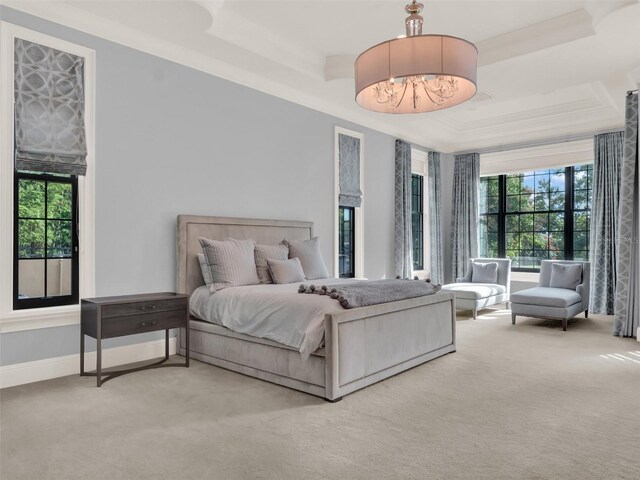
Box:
[4, 0, 640, 152]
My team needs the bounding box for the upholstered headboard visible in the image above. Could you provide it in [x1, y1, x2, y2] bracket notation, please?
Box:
[176, 215, 313, 296]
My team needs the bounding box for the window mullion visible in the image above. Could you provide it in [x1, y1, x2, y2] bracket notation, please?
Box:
[44, 179, 48, 298]
[564, 166, 573, 260]
[498, 174, 506, 258]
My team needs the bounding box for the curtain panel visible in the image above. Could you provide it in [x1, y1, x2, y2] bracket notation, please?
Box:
[613, 92, 639, 338]
[394, 139, 413, 278]
[428, 152, 443, 284]
[338, 133, 362, 207]
[450, 153, 480, 282]
[14, 39, 88, 176]
[590, 132, 623, 314]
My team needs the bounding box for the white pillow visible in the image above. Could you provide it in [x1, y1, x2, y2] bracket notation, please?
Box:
[267, 257, 305, 284]
[254, 243, 289, 284]
[197, 253, 214, 285]
[549, 263, 582, 290]
[198, 237, 260, 292]
[283, 237, 330, 280]
[472, 262, 498, 284]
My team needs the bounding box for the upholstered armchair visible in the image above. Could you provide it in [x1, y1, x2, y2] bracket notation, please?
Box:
[442, 258, 511, 319]
[510, 260, 590, 331]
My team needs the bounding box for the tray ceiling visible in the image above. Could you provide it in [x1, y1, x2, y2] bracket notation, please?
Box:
[3, 0, 639, 152]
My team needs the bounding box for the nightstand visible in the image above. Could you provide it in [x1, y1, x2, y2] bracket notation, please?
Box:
[80, 292, 189, 386]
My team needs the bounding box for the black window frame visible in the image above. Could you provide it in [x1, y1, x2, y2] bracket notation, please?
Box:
[338, 206, 355, 278]
[411, 173, 424, 271]
[13, 170, 79, 310]
[479, 165, 592, 272]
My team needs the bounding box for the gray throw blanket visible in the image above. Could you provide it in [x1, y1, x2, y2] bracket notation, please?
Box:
[298, 279, 441, 309]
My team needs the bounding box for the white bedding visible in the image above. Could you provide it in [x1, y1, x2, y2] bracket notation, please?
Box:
[189, 278, 361, 359]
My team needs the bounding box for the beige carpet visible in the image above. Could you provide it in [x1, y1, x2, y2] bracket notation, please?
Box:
[1, 309, 638, 480]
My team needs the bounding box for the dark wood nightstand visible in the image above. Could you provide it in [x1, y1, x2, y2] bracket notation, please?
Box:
[80, 292, 189, 386]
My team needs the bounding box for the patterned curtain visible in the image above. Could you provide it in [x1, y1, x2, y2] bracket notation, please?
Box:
[338, 133, 362, 207]
[394, 139, 413, 278]
[14, 39, 87, 175]
[450, 153, 480, 282]
[590, 132, 623, 314]
[428, 151, 443, 284]
[614, 92, 639, 338]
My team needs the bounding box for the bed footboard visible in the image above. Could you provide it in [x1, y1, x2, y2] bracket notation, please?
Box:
[324, 291, 456, 401]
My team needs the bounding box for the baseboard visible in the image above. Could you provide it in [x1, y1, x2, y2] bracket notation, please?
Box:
[0, 337, 177, 389]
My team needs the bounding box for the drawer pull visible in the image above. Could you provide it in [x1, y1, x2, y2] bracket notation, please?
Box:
[142, 305, 158, 311]
[151, 321, 157, 325]
[141, 322, 147, 327]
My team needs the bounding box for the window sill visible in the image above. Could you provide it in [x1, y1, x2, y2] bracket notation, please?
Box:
[0, 304, 80, 333]
[510, 271, 539, 283]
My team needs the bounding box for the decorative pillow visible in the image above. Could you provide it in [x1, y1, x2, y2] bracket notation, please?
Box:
[471, 262, 498, 284]
[283, 237, 330, 280]
[197, 253, 214, 285]
[267, 257, 305, 284]
[198, 237, 259, 292]
[254, 243, 289, 284]
[549, 263, 582, 290]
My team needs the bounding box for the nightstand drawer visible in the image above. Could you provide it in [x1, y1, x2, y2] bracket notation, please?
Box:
[101, 309, 186, 338]
[101, 298, 186, 318]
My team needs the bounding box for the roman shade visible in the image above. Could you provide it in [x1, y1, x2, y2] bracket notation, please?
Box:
[14, 39, 88, 176]
[338, 133, 362, 207]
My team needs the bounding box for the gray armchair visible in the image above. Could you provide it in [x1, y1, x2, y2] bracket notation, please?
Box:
[442, 258, 511, 318]
[510, 260, 590, 331]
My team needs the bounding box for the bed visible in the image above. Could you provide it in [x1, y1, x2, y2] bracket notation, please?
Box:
[176, 215, 456, 401]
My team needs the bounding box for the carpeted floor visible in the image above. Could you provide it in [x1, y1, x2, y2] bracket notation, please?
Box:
[1, 309, 638, 480]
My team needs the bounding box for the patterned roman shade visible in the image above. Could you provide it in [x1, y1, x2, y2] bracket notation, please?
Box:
[14, 39, 87, 176]
[338, 133, 362, 207]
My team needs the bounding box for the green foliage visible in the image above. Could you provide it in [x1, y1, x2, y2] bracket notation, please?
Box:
[17, 178, 73, 258]
[479, 165, 592, 268]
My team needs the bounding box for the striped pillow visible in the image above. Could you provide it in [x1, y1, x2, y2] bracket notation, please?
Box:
[198, 237, 259, 292]
[197, 253, 214, 285]
[254, 243, 289, 284]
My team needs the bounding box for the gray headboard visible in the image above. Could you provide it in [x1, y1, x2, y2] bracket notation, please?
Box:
[176, 215, 313, 296]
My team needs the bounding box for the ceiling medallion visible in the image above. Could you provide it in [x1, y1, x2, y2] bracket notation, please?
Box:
[355, 0, 478, 114]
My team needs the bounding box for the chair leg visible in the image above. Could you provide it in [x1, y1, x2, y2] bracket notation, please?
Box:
[472, 309, 477, 319]
[585, 309, 589, 319]
[511, 313, 516, 325]
[562, 318, 567, 331]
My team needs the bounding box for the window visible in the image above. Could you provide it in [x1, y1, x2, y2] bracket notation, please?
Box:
[411, 173, 424, 270]
[338, 206, 355, 278]
[410, 148, 428, 274]
[1, 23, 95, 331]
[14, 171, 79, 309]
[334, 126, 363, 279]
[479, 164, 593, 271]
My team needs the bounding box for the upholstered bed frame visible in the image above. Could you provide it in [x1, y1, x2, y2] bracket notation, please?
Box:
[176, 215, 456, 401]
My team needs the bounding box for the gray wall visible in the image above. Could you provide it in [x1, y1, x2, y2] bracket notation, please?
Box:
[0, 7, 402, 366]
